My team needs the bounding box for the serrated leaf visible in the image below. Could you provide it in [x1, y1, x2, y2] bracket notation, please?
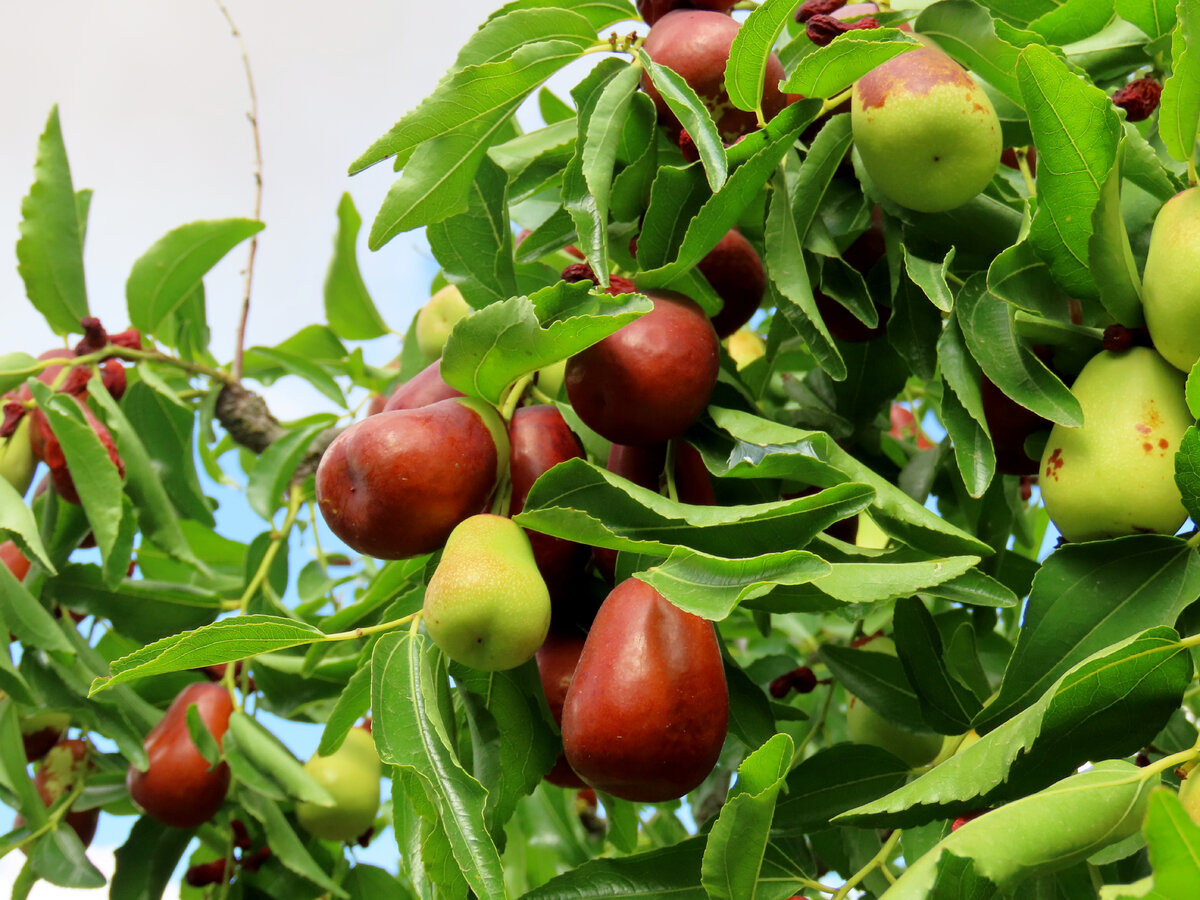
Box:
[1160, 1, 1200, 162]
[895, 597, 984, 734]
[905, 246, 956, 313]
[916, 1, 1029, 104]
[636, 50, 727, 192]
[1177, 427, 1200, 522]
[439, 282, 651, 404]
[15, 106, 89, 335]
[1017, 43, 1123, 300]
[324, 193, 387, 340]
[126, 218, 263, 336]
[90, 615, 326, 693]
[240, 789, 349, 897]
[773, 744, 911, 835]
[726, 0, 796, 114]
[781, 30, 916, 99]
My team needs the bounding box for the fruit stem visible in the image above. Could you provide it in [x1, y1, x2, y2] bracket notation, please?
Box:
[237, 483, 306, 617]
[1189, 158, 1198, 188]
[1016, 147, 1037, 197]
[664, 439, 680, 502]
[324, 611, 420, 643]
[820, 87, 854, 116]
[500, 374, 534, 423]
[528, 384, 556, 405]
[832, 828, 900, 900]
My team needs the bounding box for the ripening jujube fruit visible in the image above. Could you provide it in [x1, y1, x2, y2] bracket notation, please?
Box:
[698, 229, 767, 338]
[127, 682, 234, 828]
[15, 739, 99, 850]
[636, 0, 736, 27]
[415, 284, 472, 362]
[641, 10, 787, 142]
[844, 638, 942, 767]
[296, 726, 382, 842]
[316, 397, 508, 559]
[1141, 187, 1200, 373]
[1039, 347, 1190, 542]
[565, 290, 719, 446]
[562, 577, 728, 802]
[382, 358, 464, 412]
[422, 514, 552, 671]
[536, 627, 588, 788]
[852, 46, 1001, 212]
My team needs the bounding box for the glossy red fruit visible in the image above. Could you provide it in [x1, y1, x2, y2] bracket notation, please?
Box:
[536, 627, 589, 788]
[566, 291, 719, 446]
[21, 712, 70, 762]
[674, 441, 716, 506]
[981, 373, 1049, 475]
[24, 739, 98, 848]
[29, 395, 125, 505]
[127, 682, 234, 828]
[382, 359, 464, 412]
[699, 230, 767, 338]
[562, 578, 729, 801]
[509, 406, 590, 601]
[316, 397, 507, 559]
[641, 10, 787, 142]
[637, 0, 736, 26]
[1, 540, 31, 582]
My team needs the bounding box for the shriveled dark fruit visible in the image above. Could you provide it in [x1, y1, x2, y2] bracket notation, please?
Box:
[21, 712, 70, 762]
[185, 858, 232, 888]
[1112, 77, 1162, 121]
[562, 577, 728, 801]
[566, 290, 719, 445]
[536, 627, 589, 788]
[509, 405, 590, 603]
[699, 230, 767, 338]
[316, 397, 508, 559]
[641, 10, 787, 142]
[29, 395, 125, 505]
[382, 359, 464, 412]
[637, 0, 736, 27]
[19, 739, 99, 849]
[127, 682, 234, 828]
[1, 540, 31, 582]
[981, 371, 1050, 476]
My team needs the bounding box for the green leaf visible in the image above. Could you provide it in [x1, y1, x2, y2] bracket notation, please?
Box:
[1176, 426, 1200, 522]
[109, 815, 194, 900]
[1160, 0, 1200, 163]
[226, 711, 335, 806]
[773, 744, 911, 835]
[905, 246, 956, 314]
[781, 30, 917, 99]
[239, 789, 349, 897]
[701, 733, 793, 900]
[29, 825, 105, 889]
[488, 0, 634, 32]
[1115, 0, 1177, 39]
[517, 457, 875, 560]
[915, 1, 1030, 104]
[246, 417, 335, 520]
[1017, 43, 1123, 300]
[90, 615, 326, 693]
[0, 555, 74, 655]
[977, 536, 1200, 730]
[458, 6, 604, 70]
[938, 315, 995, 497]
[1029, 0, 1115, 45]
[0, 352, 39, 396]
[0, 700, 49, 828]
[523, 837, 707, 899]
[440, 281, 651, 404]
[635, 547, 832, 621]
[15, 106, 90, 335]
[372, 632, 508, 900]
[838, 628, 1190, 827]
[243, 346, 347, 407]
[318, 659, 374, 756]
[126, 218, 263, 336]
[427, 156, 519, 308]
[821, 643, 931, 732]
[954, 274, 1082, 427]
[895, 597, 984, 734]
[636, 50, 727, 192]
[323, 193, 388, 340]
[1133, 789, 1200, 896]
[1089, 140, 1144, 327]
[726, 0, 796, 113]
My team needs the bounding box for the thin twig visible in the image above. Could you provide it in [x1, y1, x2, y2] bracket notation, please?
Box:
[214, 0, 264, 382]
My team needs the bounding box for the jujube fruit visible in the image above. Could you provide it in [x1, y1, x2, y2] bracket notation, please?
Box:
[698, 229, 767, 338]
[535, 627, 588, 788]
[316, 397, 508, 559]
[1141, 187, 1200, 373]
[423, 514, 552, 671]
[15, 739, 99, 849]
[296, 726, 381, 842]
[852, 47, 1001, 212]
[565, 290, 719, 446]
[562, 577, 728, 801]
[1039, 347, 1190, 542]
[382, 358, 465, 412]
[20, 712, 71, 762]
[637, 0, 736, 27]
[641, 10, 787, 142]
[415, 284, 472, 362]
[127, 682, 234, 828]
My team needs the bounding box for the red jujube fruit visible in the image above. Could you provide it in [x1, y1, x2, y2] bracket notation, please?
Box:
[561, 578, 729, 801]
[127, 682, 234, 828]
[536, 627, 589, 788]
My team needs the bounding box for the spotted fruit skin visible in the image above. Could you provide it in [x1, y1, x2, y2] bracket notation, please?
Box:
[127, 682, 234, 828]
[1142, 188, 1200, 373]
[851, 47, 1000, 212]
[1039, 347, 1190, 542]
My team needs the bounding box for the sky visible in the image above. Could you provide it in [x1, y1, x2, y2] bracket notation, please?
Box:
[0, 0, 547, 895]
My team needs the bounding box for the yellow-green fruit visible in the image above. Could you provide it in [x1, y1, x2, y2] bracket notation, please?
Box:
[295, 727, 381, 842]
[725, 328, 765, 369]
[423, 514, 552, 671]
[1039, 347, 1190, 542]
[846, 638, 942, 768]
[416, 285, 472, 362]
[0, 418, 36, 496]
[852, 47, 1001, 213]
[1143, 187, 1200, 373]
[537, 358, 568, 399]
[1181, 769, 1200, 826]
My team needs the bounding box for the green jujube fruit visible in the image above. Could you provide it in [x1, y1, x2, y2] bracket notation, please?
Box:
[845, 639, 943, 768]
[882, 760, 1158, 898]
[1039, 347, 1190, 542]
[296, 727, 381, 842]
[1143, 188, 1200, 373]
[851, 47, 1001, 213]
[0, 417, 36, 496]
[423, 513, 552, 671]
[415, 284, 472, 362]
